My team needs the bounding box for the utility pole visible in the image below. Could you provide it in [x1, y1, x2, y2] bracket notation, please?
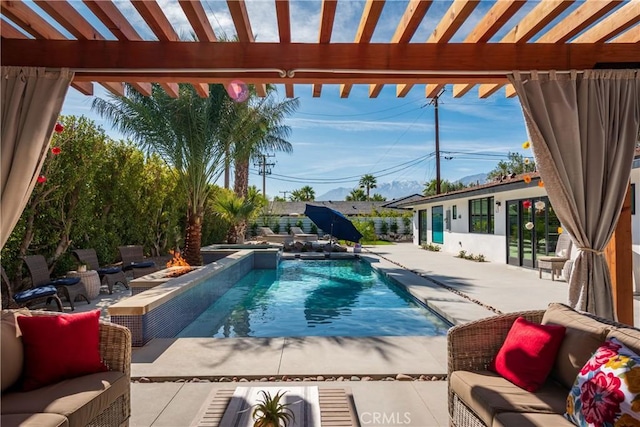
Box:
[279, 190, 290, 201]
[428, 88, 445, 194]
[255, 154, 275, 197]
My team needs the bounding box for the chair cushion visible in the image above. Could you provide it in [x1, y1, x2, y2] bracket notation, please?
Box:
[566, 337, 640, 426]
[13, 286, 58, 303]
[131, 261, 155, 269]
[50, 277, 81, 287]
[489, 317, 566, 392]
[1, 309, 30, 392]
[450, 370, 568, 427]
[492, 412, 574, 427]
[17, 310, 107, 391]
[542, 303, 610, 389]
[1, 413, 69, 427]
[97, 267, 122, 275]
[1, 371, 127, 427]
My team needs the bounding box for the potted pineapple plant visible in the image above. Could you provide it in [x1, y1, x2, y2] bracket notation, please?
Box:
[252, 390, 295, 427]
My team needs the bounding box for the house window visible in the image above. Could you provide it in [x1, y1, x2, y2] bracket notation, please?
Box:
[469, 197, 494, 234]
[452, 205, 457, 220]
[632, 184, 636, 215]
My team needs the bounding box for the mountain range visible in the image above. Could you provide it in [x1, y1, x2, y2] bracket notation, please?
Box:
[316, 173, 489, 201]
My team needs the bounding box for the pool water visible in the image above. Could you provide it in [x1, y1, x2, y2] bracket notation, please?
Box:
[178, 259, 451, 338]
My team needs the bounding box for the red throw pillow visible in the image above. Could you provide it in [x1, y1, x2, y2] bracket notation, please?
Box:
[490, 317, 566, 392]
[17, 310, 107, 391]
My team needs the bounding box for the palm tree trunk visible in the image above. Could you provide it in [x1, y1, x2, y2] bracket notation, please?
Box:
[233, 158, 249, 198]
[224, 146, 230, 189]
[183, 207, 203, 266]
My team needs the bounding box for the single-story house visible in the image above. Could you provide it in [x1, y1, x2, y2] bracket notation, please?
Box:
[401, 148, 640, 290]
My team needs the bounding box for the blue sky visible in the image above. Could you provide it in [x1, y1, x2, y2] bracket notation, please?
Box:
[50, 0, 540, 199]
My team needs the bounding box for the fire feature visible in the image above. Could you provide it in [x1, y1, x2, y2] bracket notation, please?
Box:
[165, 250, 192, 278]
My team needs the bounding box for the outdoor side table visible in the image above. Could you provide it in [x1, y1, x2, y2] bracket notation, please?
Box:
[67, 270, 101, 300]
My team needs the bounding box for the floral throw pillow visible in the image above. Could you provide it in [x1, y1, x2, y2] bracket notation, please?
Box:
[566, 337, 640, 426]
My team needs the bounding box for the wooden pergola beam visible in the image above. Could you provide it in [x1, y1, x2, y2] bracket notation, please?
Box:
[454, 0, 527, 98]
[573, 0, 640, 43]
[537, 0, 623, 43]
[6, 40, 636, 73]
[313, 0, 338, 98]
[83, 0, 141, 40]
[341, 0, 385, 98]
[227, 0, 254, 42]
[475, 0, 575, 98]
[369, 0, 432, 98]
[34, 0, 105, 40]
[0, 0, 66, 39]
[275, 0, 293, 97]
[131, 0, 179, 41]
[179, 0, 217, 42]
[398, 0, 479, 97]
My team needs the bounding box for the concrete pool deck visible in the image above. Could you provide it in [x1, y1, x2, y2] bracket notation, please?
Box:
[72, 243, 635, 426]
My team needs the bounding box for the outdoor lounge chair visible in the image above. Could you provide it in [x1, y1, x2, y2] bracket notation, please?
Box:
[537, 233, 573, 281]
[290, 226, 318, 242]
[73, 248, 129, 294]
[1, 266, 63, 311]
[23, 255, 88, 310]
[257, 227, 293, 244]
[118, 245, 159, 279]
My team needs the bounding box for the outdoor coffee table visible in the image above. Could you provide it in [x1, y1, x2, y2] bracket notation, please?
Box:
[191, 386, 359, 427]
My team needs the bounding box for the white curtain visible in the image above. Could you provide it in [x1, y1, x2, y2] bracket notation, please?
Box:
[1, 67, 73, 248]
[509, 70, 640, 320]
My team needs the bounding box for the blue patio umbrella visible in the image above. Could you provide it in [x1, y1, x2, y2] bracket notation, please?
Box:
[304, 204, 363, 243]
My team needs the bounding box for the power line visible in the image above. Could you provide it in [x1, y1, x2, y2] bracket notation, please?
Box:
[296, 97, 424, 118]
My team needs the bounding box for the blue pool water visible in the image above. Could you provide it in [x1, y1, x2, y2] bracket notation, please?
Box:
[178, 259, 451, 338]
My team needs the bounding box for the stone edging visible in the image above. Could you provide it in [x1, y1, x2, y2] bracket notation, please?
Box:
[134, 373, 447, 383]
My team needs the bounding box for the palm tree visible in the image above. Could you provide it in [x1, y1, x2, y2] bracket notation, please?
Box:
[214, 187, 265, 243]
[290, 185, 315, 201]
[228, 94, 299, 198]
[359, 174, 377, 200]
[371, 193, 386, 201]
[423, 179, 466, 196]
[346, 188, 367, 201]
[92, 83, 230, 265]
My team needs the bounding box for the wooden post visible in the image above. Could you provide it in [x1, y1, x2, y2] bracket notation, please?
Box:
[605, 184, 633, 325]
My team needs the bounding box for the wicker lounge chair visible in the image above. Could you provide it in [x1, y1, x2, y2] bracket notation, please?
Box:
[537, 233, 573, 281]
[73, 248, 129, 294]
[1, 266, 63, 311]
[118, 245, 159, 279]
[23, 255, 89, 310]
[257, 227, 293, 244]
[290, 226, 319, 242]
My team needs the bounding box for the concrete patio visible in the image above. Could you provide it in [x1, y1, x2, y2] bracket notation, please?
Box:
[67, 243, 637, 426]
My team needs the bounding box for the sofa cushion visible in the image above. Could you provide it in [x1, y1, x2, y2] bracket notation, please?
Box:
[492, 412, 575, 427]
[17, 310, 107, 391]
[450, 370, 568, 426]
[566, 337, 640, 426]
[606, 326, 640, 356]
[1, 413, 69, 427]
[1, 371, 127, 427]
[541, 303, 609, 389]
[1, 309, 30, 392]
[490, 317, 566, 392]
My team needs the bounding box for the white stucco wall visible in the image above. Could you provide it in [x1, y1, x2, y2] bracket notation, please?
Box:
[412, 185, 548, 264]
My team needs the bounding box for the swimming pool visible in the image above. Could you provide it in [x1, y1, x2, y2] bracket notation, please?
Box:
[178, 259, 451, 338]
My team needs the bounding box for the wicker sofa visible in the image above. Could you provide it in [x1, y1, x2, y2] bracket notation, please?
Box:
[448, 302, 640, 427]
[1, 309, 131, 427]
